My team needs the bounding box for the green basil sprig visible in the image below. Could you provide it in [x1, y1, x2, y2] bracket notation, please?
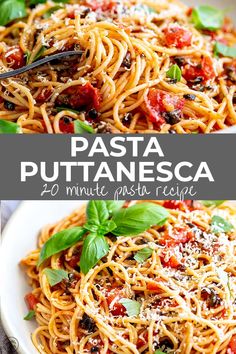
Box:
[56, 106, 81, 114]
[112, 203, 168, 236]
[191, 6, 224, 31]
[211, 215, 234, 233]
[134, 247, 153, 263]
[214, 42, 236, 58]
[84, 200, 116, 234]
[74, 120, 95, 134]
[44, 268, 69, 286]
[80, 234, 109, 274]
[86, 200, 109, 226]
[81, 202, 168, 273]
[0, 0, 26, 26]
[27, 46, 46, 64]
[119, 299, 141, 317]
[38, 227, 86, 266]
[24, 310, 35, 321]
[154, 350, 166, 354]
[201, 200, 225, 207]
[38, 201, 169, 274]
[30, 46, 46, 64]
[166, 64, 182, 82]
[0, 120, 21, 134]
[30, 0, 68, 5]
[106, 200, 125, 215]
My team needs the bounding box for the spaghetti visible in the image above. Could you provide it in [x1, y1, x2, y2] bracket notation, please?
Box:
[21, 200, 236, 353]
[0, 0, 236, 133]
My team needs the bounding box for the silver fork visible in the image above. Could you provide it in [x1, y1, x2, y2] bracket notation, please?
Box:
[0, 50, 83, 80]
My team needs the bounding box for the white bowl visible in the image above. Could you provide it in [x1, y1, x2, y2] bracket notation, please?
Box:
[1, 200, 236, 354]
[1, 201, 85, 354]
[1, 0, 236, 351]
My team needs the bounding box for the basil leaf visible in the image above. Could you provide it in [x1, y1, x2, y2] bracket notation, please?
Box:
[43, 5, 63, 19]
[74, 120, 94, 134]
[98, 220, 117, 235]
[0, 120, 21, 134]
[80, 234, 109, 274]
[214, 42, 236, 58]
[105, 201, 125, 216]
[30, 0, 68, 5]
[25, 50, 31, 64]
[38, 227, 86, 266]
[134, 247, 153, 263]
[211, 215, 234, 233]
[24, 310, 35, 321]
[201, 200, 225, 207]
[32, 46, 46, 62]
[0, 0, 26, 26]
[44, 268, 69, 286]
[166, 64, 182, 82]
[191, 6, 224, 31]
[154, 351, 166, 354]
[83, 222, 99, 233]
[119, 299, 141, 317]
[29, 0, 47, 4]
[56, 106, 81, 114]
[112, 203, 169, 236]
[86, 200, 109, 227]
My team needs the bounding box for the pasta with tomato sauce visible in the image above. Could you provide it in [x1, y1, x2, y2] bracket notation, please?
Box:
[21, 200, 236, 353]
[0, 0, 235, 133]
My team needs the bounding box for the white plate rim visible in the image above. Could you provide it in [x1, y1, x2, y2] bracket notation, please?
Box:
[0, 200, 85, 354]
[1, 201, 30, 354]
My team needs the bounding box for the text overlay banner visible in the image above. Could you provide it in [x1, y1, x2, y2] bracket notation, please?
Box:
[0, 135, 235, 200]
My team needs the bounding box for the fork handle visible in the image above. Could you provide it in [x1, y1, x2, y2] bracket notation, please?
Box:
[0, 50, 83, 80]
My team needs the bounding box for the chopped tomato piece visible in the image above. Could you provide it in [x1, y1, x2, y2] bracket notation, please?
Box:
[228, 335, 236, 354]
[144, 89, 185, 126]
[25, 293, 39, 310]
[56, 83, 101, 111]
[163, 200, 183, 210]
[161, 254, 180, 268]
[137, 331, 148, 348]
[147, 280, 162, 292]
[163, 26, 192, 49]
[186, 7, 193, 16]
[5, 45, 25, 69]
[35, 88, 52, 103]
[159, 227, 194, 247]
[163, 200, 201, 211]
[67, 10, 76, 19]
[184, 57, 215, 82]
[85, 0, 116, 11]
[163, 200, 192, 210]
[106, 287, 126, 316]
[59, 118, 74, 134]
